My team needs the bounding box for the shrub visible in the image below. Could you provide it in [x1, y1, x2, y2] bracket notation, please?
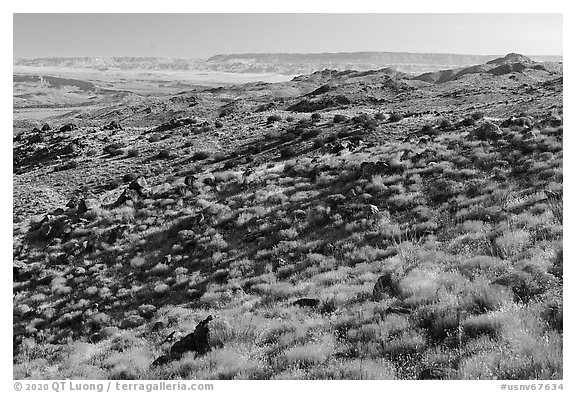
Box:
[388, 112, 404, 122]
[104, 143, 125, 156]
[280, 146, 296, 158]
[126, 148, 139, 158]
[267, 115, 281, 124]
[192, 151, 211, 161]
[301, 128, 321, 140]
[333, 114, 347, 123]
[313, 138, 325, 149]
[471, 111, 485, 121]
[157, 149, 171, 159]
[495, 230, 531, 259]
[462, 313, 504, 340]
[438, 118, 453, 129]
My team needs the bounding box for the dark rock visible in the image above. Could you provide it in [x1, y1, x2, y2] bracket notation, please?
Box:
[540, 115, 562, 128]
[28, 133, 43, 144]
[287, 95, 351, 112]
[293, 298, 321, 307]
[60, 123, 78, 132]
[163, 315, 214, 362]
[184, 175, 196, 187]
[78, 198, 98, 215]
[360, 161, 389, 179]
[193, 315, 213, 356]
[151, 355, 171, 368]
[419, 367, 456, 380]
[385, 306, 412, 315]
[160, 331, 178, 345]
[469, 121, 502, 141]
[373, 272, 400, 300]
[52, 208, 65, 215]
[120, 315, 145, 329]
[66, 196, 80, 209]
[41, 123, 51, 131]
[169, 332, 197, 360]
[102, 121, 123, 131]
[129, 177, 147, 192]
[122, 173, 139, 183]
[151, 321, 165, 332]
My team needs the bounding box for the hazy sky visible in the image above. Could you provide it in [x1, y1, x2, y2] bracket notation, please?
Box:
[13, 13, 563, 58]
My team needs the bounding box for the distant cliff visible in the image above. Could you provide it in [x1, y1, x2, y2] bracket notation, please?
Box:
[14, 52, 562, 75]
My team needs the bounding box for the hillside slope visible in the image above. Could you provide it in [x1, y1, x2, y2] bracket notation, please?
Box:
[13, 54, 563, 380]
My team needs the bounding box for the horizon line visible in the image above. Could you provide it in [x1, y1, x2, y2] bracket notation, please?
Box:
[13, 50, 564, 60]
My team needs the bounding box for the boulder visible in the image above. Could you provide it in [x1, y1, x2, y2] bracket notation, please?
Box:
[60, 123, 78, 132]
[66, 196, 80, 209]
[168, 315, 213, 360]
[41, 123, 51, 131]
[501, 116, 534, 130]
[129, 177, 147, 192]
[373, 272, 400, 300]
[469, 121, 502, 141]
[78, 198, 98, 215]
[28, 133, 43, 144]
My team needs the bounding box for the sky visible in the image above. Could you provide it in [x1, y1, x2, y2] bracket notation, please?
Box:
[13, 13, 563, 58]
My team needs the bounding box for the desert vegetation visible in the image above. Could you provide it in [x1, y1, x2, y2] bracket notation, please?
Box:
[13, 53, 562, 380]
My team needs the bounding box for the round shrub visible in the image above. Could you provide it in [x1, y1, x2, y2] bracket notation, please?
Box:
[333, 114, 347, 123]
[388, 112, 404, 122]
[280, 146, 297, 158]
[157, 149, 171, 159]
[126, 148, 140, 158]
[267, 115, 281, 124]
